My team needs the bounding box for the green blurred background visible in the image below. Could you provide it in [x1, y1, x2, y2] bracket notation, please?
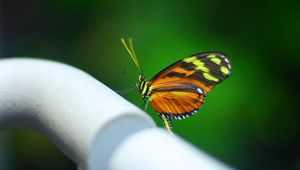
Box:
[0, 0, 299, 169]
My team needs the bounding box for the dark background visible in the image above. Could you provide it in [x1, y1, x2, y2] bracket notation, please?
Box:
[0, 0, 299, 169]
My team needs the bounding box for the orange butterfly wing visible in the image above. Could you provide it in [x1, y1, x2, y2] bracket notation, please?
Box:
[150, 86, 205, 119]
[148, 52, 231, 119]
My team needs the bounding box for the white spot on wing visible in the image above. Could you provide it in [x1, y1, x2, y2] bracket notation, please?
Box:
[219, 54, 225, 58]
[224, 58, 229, 63]
[197, 88, 204, 94]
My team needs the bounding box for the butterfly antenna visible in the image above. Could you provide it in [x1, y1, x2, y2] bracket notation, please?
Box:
[161, 115, 174, 134]
[121, 38, 144, 74]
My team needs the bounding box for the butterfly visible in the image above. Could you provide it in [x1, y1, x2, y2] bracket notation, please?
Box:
[121, 38, 231, 133]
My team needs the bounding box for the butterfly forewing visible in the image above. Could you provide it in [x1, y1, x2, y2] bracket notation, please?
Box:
[148, 52, 231, 119]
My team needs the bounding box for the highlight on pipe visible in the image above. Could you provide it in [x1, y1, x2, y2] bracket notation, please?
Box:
[121, 38, 232, 133]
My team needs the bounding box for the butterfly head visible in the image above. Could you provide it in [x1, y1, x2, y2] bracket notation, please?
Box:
[138, 74, 146, 82]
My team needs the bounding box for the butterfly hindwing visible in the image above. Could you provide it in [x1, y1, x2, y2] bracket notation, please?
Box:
[150, 86, 205, 119]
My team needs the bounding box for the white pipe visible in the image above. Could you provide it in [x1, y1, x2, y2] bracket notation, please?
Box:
[0, 58, 155, 169]
[0, 58, 233, 170]
[107, 129, 232, 170]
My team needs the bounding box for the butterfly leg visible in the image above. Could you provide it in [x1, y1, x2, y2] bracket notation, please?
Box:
[160, 115, 174, 134]
[143, 98, 150, 111]
[112, 67, 130, 87]
[116, 83, 137, 94]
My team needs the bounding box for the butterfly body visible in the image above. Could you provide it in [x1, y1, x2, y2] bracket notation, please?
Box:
[137, 74, 151, 98]
[121, 38, 231, 133]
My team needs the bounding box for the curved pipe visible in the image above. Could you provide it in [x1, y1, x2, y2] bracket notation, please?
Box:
[0, 58, 233, 170]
